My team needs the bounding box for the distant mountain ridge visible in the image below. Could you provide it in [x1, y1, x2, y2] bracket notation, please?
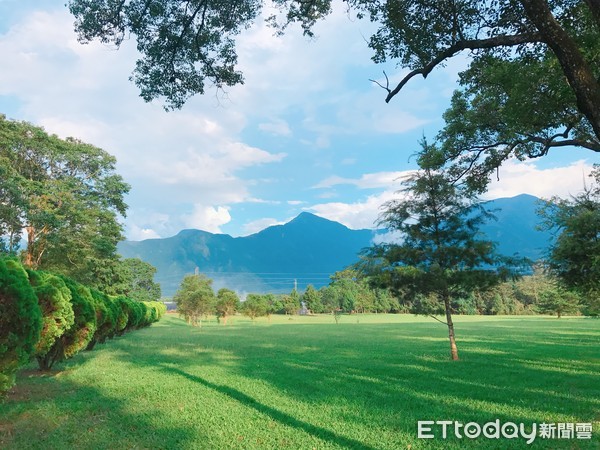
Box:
[118, 194, 553, 297]
[118, 212, 375, 296]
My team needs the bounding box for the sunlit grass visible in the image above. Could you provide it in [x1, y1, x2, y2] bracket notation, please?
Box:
[1, 313, 598, 449]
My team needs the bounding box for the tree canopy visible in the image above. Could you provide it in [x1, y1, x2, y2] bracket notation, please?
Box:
[362, 141, 525, 359]
[0, 116, 130, 292]
[68, 1, 600, 166]
[538, 166, 600, 314]
[174, 274, 216, 326]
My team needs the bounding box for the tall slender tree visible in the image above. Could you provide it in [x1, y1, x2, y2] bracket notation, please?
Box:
[365, 141, 524, 360]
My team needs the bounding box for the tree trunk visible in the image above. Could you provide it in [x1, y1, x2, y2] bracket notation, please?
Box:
[444, 297, 459, 360]
[24, 226, 36, 268]
[520, 0, 600, 142]
[86, 338, 97, 351]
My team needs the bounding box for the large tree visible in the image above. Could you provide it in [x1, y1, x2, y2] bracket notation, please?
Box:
[538, 166, 600, 314]
[115, 258, 162, 301]
[364, 142, 523, 360]
[0, 116, 130, 291]
[174, 274, 216, 326]
[215, 288, 240, 325]
[68, 1, 600, 154]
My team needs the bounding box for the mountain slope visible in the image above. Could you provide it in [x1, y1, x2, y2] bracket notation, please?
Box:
[118, 196, 553, 297]
[480, 194, 551, 259]
[118, 213, 375, 296]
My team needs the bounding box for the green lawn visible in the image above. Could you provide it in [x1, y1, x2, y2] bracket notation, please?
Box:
[1, 313, 598, 449]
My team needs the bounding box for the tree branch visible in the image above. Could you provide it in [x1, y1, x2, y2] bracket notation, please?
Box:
[385, 33, 542, 103]
[428, 314, 449, 326]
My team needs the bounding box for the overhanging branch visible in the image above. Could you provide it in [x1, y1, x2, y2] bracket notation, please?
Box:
[384, 33, 542, 103]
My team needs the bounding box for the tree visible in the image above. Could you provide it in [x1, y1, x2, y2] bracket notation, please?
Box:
[0, 258, 42, 393]
[302, 284, 322, 314]
[282, 288, 300, 315]
[116, 258, 162, 302]
[215, 288, 240, 325]
[0, 116, 130, 292]
[68, 1, 600, 154]
[174, 274, 216, 327]
[538, 167, 600, 315]
[538, 285, 581, 318]
[364, 142, 523, 360]
[241, 294, 268, 320]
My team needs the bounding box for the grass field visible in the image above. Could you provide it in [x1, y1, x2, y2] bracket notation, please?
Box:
[1, 313, 598, 449]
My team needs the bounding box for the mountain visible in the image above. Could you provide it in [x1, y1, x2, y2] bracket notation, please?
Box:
[480, 194, 551, 260]
[118, 212, 375, 296]
[118, 195, 553, 297]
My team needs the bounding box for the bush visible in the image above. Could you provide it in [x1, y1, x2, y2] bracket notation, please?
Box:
[112, 295, 130, 335]
[36, 276, 98, 370]
[27, 270, 75, 366]
[87, 289, 119, 349]
[0, 258, 42, 393]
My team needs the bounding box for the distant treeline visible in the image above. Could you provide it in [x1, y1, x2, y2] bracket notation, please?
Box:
[173, 266, 593, 324]
[0, 257, 166, 394]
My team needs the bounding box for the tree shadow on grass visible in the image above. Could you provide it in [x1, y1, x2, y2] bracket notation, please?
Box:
[0, 367, 194, 449]
[160, 364, 378, 450]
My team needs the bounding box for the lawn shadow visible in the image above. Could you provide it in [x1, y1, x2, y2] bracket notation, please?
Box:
[105, 316, 600, 448]
[160, 365, 378, 450]
[0, 365, 195, 449]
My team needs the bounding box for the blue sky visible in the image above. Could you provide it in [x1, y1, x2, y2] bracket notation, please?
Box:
[0, 0, 597, 240]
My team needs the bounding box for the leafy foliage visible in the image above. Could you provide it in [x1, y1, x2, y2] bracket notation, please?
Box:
[0, 116, 130, 292]
[241, 293, 268, 320]
[69, 0, 262, 109]
[114, 258, 162, 302]
[362, 141, 526, 359]
[67, 1, 600, 165]
[538, 167, 600, 315]
[302, 284, 322, 313]
[27, 270, 75, 360]
[215, 288, 240, 325]
[0, 258, 42, 393]
[174, 274, 216, 326]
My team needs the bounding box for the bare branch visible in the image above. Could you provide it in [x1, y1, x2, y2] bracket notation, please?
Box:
[369, 71, 390, 94]
[428, 314, 449, 326]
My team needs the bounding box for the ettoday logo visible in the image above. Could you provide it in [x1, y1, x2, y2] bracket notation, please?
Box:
[417, 420, 593, 444]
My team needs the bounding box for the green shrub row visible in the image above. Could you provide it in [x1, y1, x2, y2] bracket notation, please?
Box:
[0, 257, 166, 394]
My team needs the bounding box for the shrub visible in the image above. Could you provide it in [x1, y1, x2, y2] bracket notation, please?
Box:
[27, 270, 75, 366]
[0, 258, 42, 393]
[36, 276, 98, 370]
[87, 289, 118, 350]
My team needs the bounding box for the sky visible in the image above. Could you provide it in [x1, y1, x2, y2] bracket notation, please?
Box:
[0, 0, 597, 241]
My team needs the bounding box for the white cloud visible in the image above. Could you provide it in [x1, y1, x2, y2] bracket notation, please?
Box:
[182, 205, 232, 233]
[258, 118, 292, 136]
[287, 200, 305, 205]
[314, 170, 413, 189]
[242, 217, 285, 235]
[308, 189, 400, 229]
[127, 225, 161, 241]
[485, 159, 594, 200]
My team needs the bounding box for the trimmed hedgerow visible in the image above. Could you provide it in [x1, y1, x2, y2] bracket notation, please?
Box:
[87, 289, 117, 350]
[27, 270, 75, 369]
[1, 257, 165, 390]
[35, 276, 98, 370]
[0, 258, 42, 393]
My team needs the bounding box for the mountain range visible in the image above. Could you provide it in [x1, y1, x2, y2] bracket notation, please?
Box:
[117, 194, 552, 297]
